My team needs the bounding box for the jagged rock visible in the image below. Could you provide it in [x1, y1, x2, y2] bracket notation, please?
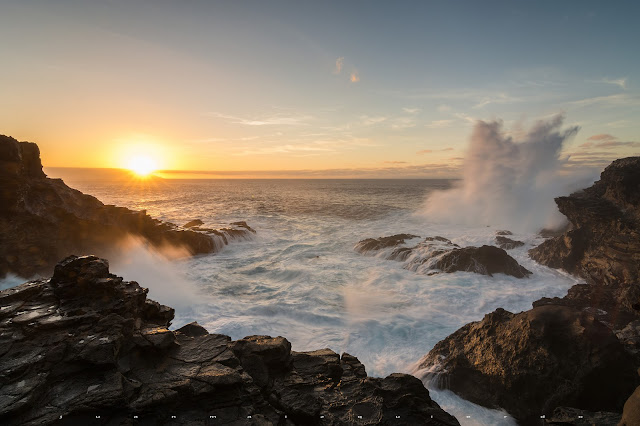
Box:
[0, 256, 459, 425]
[529, 157, 640, 313]
[495, 235, 525, 250]
[416, 306, 638, 424]
[545, 406, 621, 425]
[183, 219, 204, 228]
[354, 234, 419, 252]
[495, 230, 513, 236]
[356, 235, 531, 278]
[0, 134, 256, 278]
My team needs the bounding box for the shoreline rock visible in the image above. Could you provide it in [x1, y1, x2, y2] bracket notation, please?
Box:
[417, 157, 640, 424]
[0, 255, 459, 425]
[0, 134, 255, 278]
[356, 235, 531, 278]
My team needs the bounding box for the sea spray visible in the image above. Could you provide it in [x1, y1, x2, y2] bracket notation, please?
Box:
[107, 235, 203, 310]
[420, 115, 595, 233]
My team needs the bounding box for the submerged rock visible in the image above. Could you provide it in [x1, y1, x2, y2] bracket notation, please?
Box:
[356, 235, 531, 278]
[0, 255, 459, 425]
[0, 134, 255, 278]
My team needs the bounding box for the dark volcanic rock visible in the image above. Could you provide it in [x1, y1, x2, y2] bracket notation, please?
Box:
[495, 235, 525, 250]
[416, 306, 638, 424]
[0, 256, 459, 426]
[0, 134, 255, 278]
[357, 235, 531, 278]
[354, 234, 420, 253]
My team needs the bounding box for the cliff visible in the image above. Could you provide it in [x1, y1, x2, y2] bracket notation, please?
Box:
[0, 255, 459, 425]
[417, 157, 640, 425]
[0, 135, 252, 278]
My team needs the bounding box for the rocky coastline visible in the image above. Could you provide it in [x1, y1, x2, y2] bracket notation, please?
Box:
[2, 132, 640, 425]
[0, 255, 458, 425]
[0, 135, 254, 279]
[416, 157, 640, 425]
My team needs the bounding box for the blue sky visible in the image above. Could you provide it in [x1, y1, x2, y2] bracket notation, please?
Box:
[1, 0, 639, 176]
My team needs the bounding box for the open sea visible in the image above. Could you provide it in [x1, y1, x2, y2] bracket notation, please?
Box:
[4, 176, 581, 425]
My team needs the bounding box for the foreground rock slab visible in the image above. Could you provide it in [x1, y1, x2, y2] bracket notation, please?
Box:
[0, 134, 255, 278]
[0, 255, 459, 425]
[355, 235, 531, 278]
[416, 306, 638, 424]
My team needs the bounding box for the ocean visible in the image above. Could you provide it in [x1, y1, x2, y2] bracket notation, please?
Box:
[6, 177, 582, 425]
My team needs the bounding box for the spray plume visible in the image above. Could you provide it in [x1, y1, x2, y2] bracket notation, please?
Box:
[421, 115, 594, 233]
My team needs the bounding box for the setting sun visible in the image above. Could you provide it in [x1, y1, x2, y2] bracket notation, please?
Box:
[126, 155, 157, 177]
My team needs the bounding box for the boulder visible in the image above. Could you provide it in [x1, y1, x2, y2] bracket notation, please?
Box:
[495, 235, 525, 250]
[416, 306, 638, 424]
[357, 235, 531, 278]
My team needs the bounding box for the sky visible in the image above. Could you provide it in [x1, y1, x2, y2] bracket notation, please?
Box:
[1, 0, 639, 178]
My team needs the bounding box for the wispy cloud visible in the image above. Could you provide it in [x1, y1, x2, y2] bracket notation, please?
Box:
[437, 104, 452, 112]
[566, 93, 639, 108]
[417, 147, 454, 155]
[384, 161, 408, 164]
[594, 77, 628, 89]
[403, 107, 421, 114]
[360, 115, 388, 126]
[209, 112, 312, 126]
[391, 117, 415, 130]
[334, 57, 344, 74]
[350, 70, 360, 83]
[426, 119, 454, 129]
[588, 133, 617, 141]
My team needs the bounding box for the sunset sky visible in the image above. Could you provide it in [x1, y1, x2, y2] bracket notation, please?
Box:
[2, 0, 639, 178]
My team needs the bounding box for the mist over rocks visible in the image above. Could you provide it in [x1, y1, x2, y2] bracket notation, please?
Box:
[418, 157, 640, 424]
[355, 235, 531, 278]
[0, 134, 255, 278]
[0, 255, 459, 425]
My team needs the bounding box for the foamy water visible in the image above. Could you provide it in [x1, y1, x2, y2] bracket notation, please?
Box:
[4, 177, 580, 425]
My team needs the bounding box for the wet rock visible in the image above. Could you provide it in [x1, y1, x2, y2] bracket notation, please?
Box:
[357, 235, 531, 278]
[529, 157, 640, 313]
[0, 134, 256, 278]
[417, 305, 638, 424]
[495, 230, 513, 236]
[495, 235, 525, 250]
[354, 234, 419, 253]
[0, 256, 459, 425]
[545, 406, 621, 425]
[183, 219, 204, 228]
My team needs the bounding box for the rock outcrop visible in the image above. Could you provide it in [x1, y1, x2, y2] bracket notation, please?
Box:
[495, 236, 525, 250]
[0, 134, 254, 278]
[415, 306, 638, 424]
[529, 157, 640, 316]
[416, 157, 640, 424]
[0, 255, 459, 425]
[356, 235, 531, 278]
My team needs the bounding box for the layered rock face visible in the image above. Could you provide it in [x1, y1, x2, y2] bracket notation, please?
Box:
[355, 235, 531, 278]
[530, 157, 640, 313]
[417, 157, 640, 424]
[0, 256, 459, 425]
[0, 135, 253, 278]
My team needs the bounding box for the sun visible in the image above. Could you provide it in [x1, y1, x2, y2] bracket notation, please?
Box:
[126, 155, 158, 177]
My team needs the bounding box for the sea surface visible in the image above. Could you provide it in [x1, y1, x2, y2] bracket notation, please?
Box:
[5, 176, 581, 425]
